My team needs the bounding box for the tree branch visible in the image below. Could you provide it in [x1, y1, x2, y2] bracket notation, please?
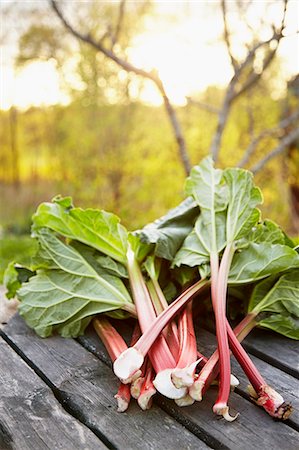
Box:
[186, 97, 220, 114]
[250, 126, 299, 174]
[210, 0, 288, 163]
[238, 108, 299, 167]
[50, 0, 191, 174]
[221, 0, 238, 71]
[111, 0, 126, 48]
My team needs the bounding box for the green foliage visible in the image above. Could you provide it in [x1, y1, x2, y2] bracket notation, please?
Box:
[0, 236, 38, 283]
[174, 158, 299, 285]
[32, 196, 128, 264]
[18, 228, 134, 337]
[248, 270, 299, 339]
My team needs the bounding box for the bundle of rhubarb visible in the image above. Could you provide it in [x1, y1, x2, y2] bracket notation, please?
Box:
[5, 157, 299, 421]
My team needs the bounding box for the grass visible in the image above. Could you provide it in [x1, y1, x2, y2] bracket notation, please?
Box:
[0, 235, 38, 283]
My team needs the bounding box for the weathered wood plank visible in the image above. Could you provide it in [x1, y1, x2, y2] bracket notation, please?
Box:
[196, 329, 299, 427]
[78, 324, 299, 450]
[2, 315, 210, 450]
[243, 328, 299, 379]
[0, 337, 106, 450]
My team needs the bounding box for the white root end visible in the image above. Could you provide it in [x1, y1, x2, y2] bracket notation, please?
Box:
[213, 404, 239, 422]
[114, 394, 129, 413]
[223, 408, 239, 422]
[153, 369, 188, 399]
[171, 359, 202, 388]
[137, 387, 156, 410]
[230, 374, 240, 391]
[189, 379, 204, 401]
[113, 347, 144, 384]
[175, 394, 195, 407]
[130, 377, 145, 399]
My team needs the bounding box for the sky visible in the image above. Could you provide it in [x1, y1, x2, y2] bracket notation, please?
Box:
[0, 0, 298, 110]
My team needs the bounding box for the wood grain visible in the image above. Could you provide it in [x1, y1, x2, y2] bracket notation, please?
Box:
[0, 337, 106, 450]
[2, 315, 209, 450]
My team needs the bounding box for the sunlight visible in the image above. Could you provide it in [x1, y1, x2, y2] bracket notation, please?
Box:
[1, 60, 68, 110]
[1, 1, 298, 110]
[129, 23, 231, 106]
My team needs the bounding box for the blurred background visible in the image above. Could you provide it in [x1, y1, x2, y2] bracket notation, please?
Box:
[0, 0, 298, 280]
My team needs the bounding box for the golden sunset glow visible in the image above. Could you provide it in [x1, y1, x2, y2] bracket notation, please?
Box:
[1, 1, 298, 110]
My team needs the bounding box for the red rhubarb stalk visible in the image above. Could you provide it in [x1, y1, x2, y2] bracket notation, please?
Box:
[210, 243, 237, 421]
[226, 323, 292, 420]
[138, 361, 156, 410]
[189, 312, 257, 401]
[114, 244, 176, 387]
[114, 383, 131, 412]
[171, 302, 201, 388]
[147, 279, 180, 360]
[113, 278, 208, 383]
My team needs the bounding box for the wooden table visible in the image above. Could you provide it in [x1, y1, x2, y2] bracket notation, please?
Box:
[0, 314, 298, 450]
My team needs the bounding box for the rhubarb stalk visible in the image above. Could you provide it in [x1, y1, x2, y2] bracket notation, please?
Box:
[113, 278, 208, 383]
[226, 323, 292, 420]
[211, 243, 237, 421]
[171, 302, 200, 388]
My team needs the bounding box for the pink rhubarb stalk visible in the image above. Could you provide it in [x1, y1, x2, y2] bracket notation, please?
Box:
[189, 311, 257, 401]
[147, 278, 180, 361]
[226, 323, 292, 420]
[171, 302, 201, 388]
[114, 277, 208, 398]
[210, 244, 237, 421]
[114, 278, 208, 382]
[138, 361, 156, 410]
[114, 383, 131, 413]
[114, 245, 176, 386]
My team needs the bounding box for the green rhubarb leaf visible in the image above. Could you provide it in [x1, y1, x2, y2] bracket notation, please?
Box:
[143, 255, 161, 281]
[247, 275, 279, 310]
[249, 270, 299, 315]
[4, 262, 21, 299]
[228, 243, 299, 284]
[71, 241, 128, 278]
[257, 314, 299, 340]
[184, 157, 228, 256]
[223, 168, 262, 243]
[4, 262, 35, 299]
[137, 197, 199, 260]
[173, 228, 210, 267]
[248, 220, 288, 245]
[17, 229, 134, 338]
[128, 232, 152, 263]
[185, 157, 227, 212]
[32, 196, 128, 264]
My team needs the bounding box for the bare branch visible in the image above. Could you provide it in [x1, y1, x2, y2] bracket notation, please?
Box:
[239, 108, 299, 167]
[111, 0, 126, 48]
[210, 0, 289, 162]
[50, 0, 191, 174]
[221, 0, 238, 71]
[250, 126, 299, 174]
[186, 97, 220, 114]
[209, 81, 236, 161]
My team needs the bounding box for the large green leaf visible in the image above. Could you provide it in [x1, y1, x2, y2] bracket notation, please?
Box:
[257, 314, 299, 340]
[185, 157, 228, 255]
[137, 197, 199, 260]
[4, 262, 34, 299]
[228, 243, 299, 284]
[223, 168, 262, 242]
[32, 196, 128, 264]
[248, 270, 299, 315]
[185, 157, 227, 212]
[70, 241, 128, 278]
[172, 228, 210, 267]
[248, 220, 289, 245]
[17, 229, 134, 337]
